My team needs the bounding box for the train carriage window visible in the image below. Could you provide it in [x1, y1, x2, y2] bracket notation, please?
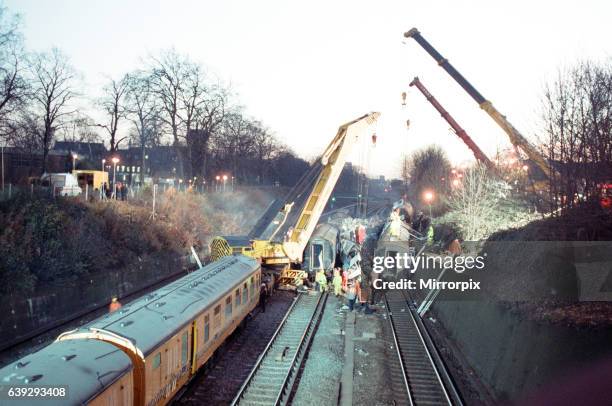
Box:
[181, 331, 188, 366]
[243, 282, 248, 303]
[249, 277, 254, 297]
[225, 296, 232, 317]
[312, 243, 324, 269]
[213, 305, 221, 330]
[153, 352, 161, 369]
[235, 289, 241, 307]
[204, 315, 210, 343]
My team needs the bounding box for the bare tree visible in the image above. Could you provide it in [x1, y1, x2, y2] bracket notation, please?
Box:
[180, 64, 206, 178]
[216, 109, 253, 178]
[98, 74, 130, 154]
[407, 145, 452, 212]
[445, 163, 536, 240]
[250, 119, 278, 182]
[0, 6, 28, 137]
[542, 60, 612, 214]
[29, 48, 78, 173]
[125, 71, 159, 182]
[149, 49, 189, 178]
[189, 81, 228, 178]
[446, 164, 502, 240]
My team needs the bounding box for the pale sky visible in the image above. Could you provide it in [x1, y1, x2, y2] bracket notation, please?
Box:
[5, 0, 611, 178]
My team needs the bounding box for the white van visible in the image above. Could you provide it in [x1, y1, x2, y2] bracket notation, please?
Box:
[40, 173, 82, 197]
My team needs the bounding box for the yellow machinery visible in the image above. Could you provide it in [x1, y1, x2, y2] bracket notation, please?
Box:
[404, 28, 553, 187]
[72, 170, 109, 191]
[211, 112, 380, 287]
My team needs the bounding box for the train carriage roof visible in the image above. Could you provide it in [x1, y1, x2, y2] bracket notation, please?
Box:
[0, 255, 259, 406]
[86, 255, 259, 355]
[0, 339, 131, 405]
[309, 223, 340, 243]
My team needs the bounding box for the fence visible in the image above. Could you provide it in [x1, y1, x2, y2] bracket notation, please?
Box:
[0, 181, 285, 209]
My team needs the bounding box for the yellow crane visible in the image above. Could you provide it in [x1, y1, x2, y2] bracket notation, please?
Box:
[404, 28, 552, 184]
[210, 112, 380, 286]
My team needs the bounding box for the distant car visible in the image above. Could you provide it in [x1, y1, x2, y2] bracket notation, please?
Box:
[40, 173, 82, 196]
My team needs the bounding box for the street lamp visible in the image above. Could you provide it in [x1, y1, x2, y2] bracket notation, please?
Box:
[423, 190, 434, 217]
[222, 174, 228, 192]
[72, 153, 78, 172]
[215, 175, 220, 192]
[112, 157, 120, 198]
[231, 176, 235, 192]
[102, 158, 106, 172]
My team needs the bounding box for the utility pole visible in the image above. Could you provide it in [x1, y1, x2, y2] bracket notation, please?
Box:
[1, 143, 4, 192]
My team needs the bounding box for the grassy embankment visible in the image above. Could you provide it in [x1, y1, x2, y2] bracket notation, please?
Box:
[0, 188, 274, 295]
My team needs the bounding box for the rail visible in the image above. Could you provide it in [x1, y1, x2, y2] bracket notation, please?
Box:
[231, 291, 327, 406]
[385, 290, 462, 405]
[384, 294, 413, 406]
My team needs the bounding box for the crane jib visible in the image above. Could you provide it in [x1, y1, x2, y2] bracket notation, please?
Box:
[406, 29, 487, 105]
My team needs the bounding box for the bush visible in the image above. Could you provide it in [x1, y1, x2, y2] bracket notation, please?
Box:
[439, 164, 539, 241]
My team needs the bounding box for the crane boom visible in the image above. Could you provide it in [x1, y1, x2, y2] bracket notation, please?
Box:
[409, 76, 495, 171]
[282, 112, 380, 261]
[210, 112, 380, 286]
[404, 28, 552, 180]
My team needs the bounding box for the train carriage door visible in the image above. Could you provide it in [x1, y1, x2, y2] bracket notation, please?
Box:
[225, 296, 233, 324]
[249, 276, 255, 302]
[190, 320, 198, 375]
[312, 242, 324, 269]
[213, 305, 221, 336]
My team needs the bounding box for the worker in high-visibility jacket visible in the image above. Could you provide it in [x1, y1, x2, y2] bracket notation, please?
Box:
[109, 297, 122, 313]
[389, 208, 401, 240]
[315, 269, 328, 292]
[332, 268, 343, 297]
[426, 223, 434, 245]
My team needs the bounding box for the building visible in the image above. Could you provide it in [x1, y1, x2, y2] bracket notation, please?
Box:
[53, 141, 107, 167]
[1, 147, 70, 184]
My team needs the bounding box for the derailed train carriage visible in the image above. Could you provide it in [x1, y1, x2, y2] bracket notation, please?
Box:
[301, 223, 340, 277]
[0, 255, 262, 406]
[375, 217, 423, 280]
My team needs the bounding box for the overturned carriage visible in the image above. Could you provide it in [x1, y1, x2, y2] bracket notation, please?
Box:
[302, 223, 340, 277]
[375, 218, 423, 280]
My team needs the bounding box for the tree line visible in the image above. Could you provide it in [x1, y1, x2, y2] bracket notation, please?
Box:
[542, 60, 612, 213]
[0, 5, 307, 185]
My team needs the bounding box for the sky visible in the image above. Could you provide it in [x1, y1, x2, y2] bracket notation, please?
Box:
[4, 0, 611, 178]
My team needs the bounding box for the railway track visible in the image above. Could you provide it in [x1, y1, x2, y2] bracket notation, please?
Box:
[174, 292, 295, 405]
[385, 290, 462, 406]
[232, 291, 327, 406]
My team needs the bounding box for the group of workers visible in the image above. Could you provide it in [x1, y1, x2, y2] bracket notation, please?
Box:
[389, 202, 434, 245]
[314, 267, 365, 312]
[100, 182, 129, 201]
